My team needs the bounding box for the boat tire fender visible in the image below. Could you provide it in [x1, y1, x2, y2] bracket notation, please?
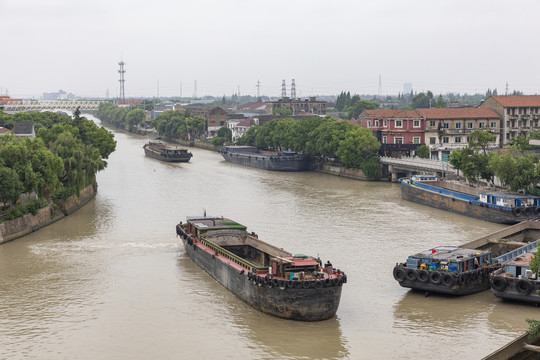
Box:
[491, 276, 507, 292]
[430, 271, 442, 285]
[516, 279, 533, 295]
[272, 279, 279, 287]
[324, 278, 332, 287]
[293, 281, 302, 289]
[302, 281, 311, 289]
[279, 280, 286, 289]
[315, 280, 323, 289]
[263, 276, 269, 285]
[342, 274, 347, 284]
[405, 268, 417, 282]
[442, 273, 455, 287]
[458, 273, 467, 285]
[513, 207, 523, 217]
[535, 207, 540, 216]
[417, 270, 429, 283]
[393, 266, 406, 282]
[333, 277, 342, 286]
[524, 207, 534, 217]
[286, 280, 294, 288]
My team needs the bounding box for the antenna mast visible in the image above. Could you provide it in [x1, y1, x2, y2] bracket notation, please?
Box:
[118, 60, 126, 102]
[290, 79, 296, 99]
[281, 80, 287, 98]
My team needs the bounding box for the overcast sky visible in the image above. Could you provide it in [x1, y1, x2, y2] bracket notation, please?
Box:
[1, 0, 539, 99]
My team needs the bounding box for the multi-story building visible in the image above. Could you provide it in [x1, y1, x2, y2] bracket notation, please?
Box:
[358, 109, 424, 157]
[265, 97, 326, 116]
[185, 106, 227, 137]
[480, 95, 540, 146]
[416, 108, 500, 160]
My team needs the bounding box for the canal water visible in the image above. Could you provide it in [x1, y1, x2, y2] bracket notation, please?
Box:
[0, 117, 535, 359]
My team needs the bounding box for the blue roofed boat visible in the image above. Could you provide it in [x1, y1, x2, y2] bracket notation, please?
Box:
[399, 175, 540, 224]
[393, 246, 501, 295]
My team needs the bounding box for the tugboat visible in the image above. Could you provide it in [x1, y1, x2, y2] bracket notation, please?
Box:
[176, 215, 346, 321]
[490, 240, 540, 304]
[393, 246, 500, 295]
[143, 141, 192, 163]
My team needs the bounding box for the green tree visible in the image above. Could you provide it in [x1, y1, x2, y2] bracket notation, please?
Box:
[416, 144, 430, 159]
[412, 91, 434, 109]
[336, 127, 381, 178]
[347, 100, 379, 119]
[435, 95, 446, 108]
[469, 130, 495, 155]
[273, 107, 293, 116]
[491, 153, 540, 193]
[126, 109, 146, 130]
[217, 127, 232, 142]
[0, 166, 24, 207]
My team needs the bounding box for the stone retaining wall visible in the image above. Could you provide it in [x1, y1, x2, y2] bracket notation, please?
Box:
[0, 184, 96, 244]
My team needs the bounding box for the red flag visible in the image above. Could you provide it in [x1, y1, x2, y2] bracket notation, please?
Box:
[432, 249, 437, 254]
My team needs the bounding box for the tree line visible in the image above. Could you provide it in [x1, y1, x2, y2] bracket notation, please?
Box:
[449, 130, 540, 195]
[0, 110, 116, 211]
[236, 116, 381, 179]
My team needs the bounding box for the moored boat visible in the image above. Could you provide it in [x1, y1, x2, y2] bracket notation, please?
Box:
[399, 175, 540, 224]
[175, 215, 346, 321]
[143, 141, 192, 162]
[393, 246, 500, 295]
[490, 239, 540, 304]
[218, 145, 309, 171]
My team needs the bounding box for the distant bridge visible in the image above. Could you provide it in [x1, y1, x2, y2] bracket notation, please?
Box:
[380, 156, 457, 181]
[1, 100, 104, 112]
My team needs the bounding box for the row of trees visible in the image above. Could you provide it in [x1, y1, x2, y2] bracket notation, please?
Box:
[449, 130, 540, 195]
[236, 116, 381, 178]
[0, 110, 116, 207]
[97, 103, 146, 132]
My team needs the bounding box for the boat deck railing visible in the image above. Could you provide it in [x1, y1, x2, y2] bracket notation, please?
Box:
[200, 236, 267, 272]
[494, 239, 540, 264]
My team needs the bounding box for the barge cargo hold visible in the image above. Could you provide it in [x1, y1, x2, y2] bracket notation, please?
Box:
[399, 175, 540, 224]
[218, 146, 309, 171]
[176, 216, 346, 321]
[143, 141, 192, 163]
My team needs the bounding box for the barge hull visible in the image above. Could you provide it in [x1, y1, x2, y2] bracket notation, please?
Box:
[144, 148, 191, 162]
[182, 238, 342, 321]
[220, 152, 309, 171]
[401, 183, 527, 224]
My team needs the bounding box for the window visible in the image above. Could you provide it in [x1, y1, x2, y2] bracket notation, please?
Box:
[467, 136, 471, 142]
[384, 119, 387, 127]
[413, 137, 420, 144]
[430, 137, 436, 144]
[519, 108, 523, 115]
[395, 120, 403, 128]
[382, 136, 387, 144]
[443, 137, 449, 143]
[395, 137, 403, 144]
[491, 122, 497, 128]
[455, 137, 461, 143]
[479, 122, 485, 128]
[430, 120, 436, 127]
[413, 119, 420, 127]
[467, 122, 473, 129]
[367, 121, 371, 127]
[443, 123, 449, 129]
[456, 123, 461, 129]
[374, 120, 379, 127]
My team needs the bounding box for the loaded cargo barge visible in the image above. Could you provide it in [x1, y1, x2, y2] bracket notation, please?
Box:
[218, 146, 309, 171]
[175, 216, 346, 321]
[393, 219, 540, 296]
[399, 175, 540, 224]
[143, 141, 192, 163]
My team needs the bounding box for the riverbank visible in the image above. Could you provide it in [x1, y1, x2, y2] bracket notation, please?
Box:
[0, 184, 97, 244]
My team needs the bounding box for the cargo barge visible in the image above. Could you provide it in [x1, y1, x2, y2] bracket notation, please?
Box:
[490, 239, 540, 305]
[394, 220, 540, 296]
[399, 175, 540, 224]
[218, 146, 309, 171]
[175, 216, 346, 321]
[143, 141, 192, 162]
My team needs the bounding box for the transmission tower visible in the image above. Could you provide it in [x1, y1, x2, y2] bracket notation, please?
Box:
[281, 80, 287, 98]
[378, 75, 382, 99]
[290, 79, 296, 99]
[256, 80, 261, 99]
[118, 60, 126, 102]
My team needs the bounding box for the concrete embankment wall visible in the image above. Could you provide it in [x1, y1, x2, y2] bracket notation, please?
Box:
[0, 184, 96, 244]
[312, 163, 371, 181]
